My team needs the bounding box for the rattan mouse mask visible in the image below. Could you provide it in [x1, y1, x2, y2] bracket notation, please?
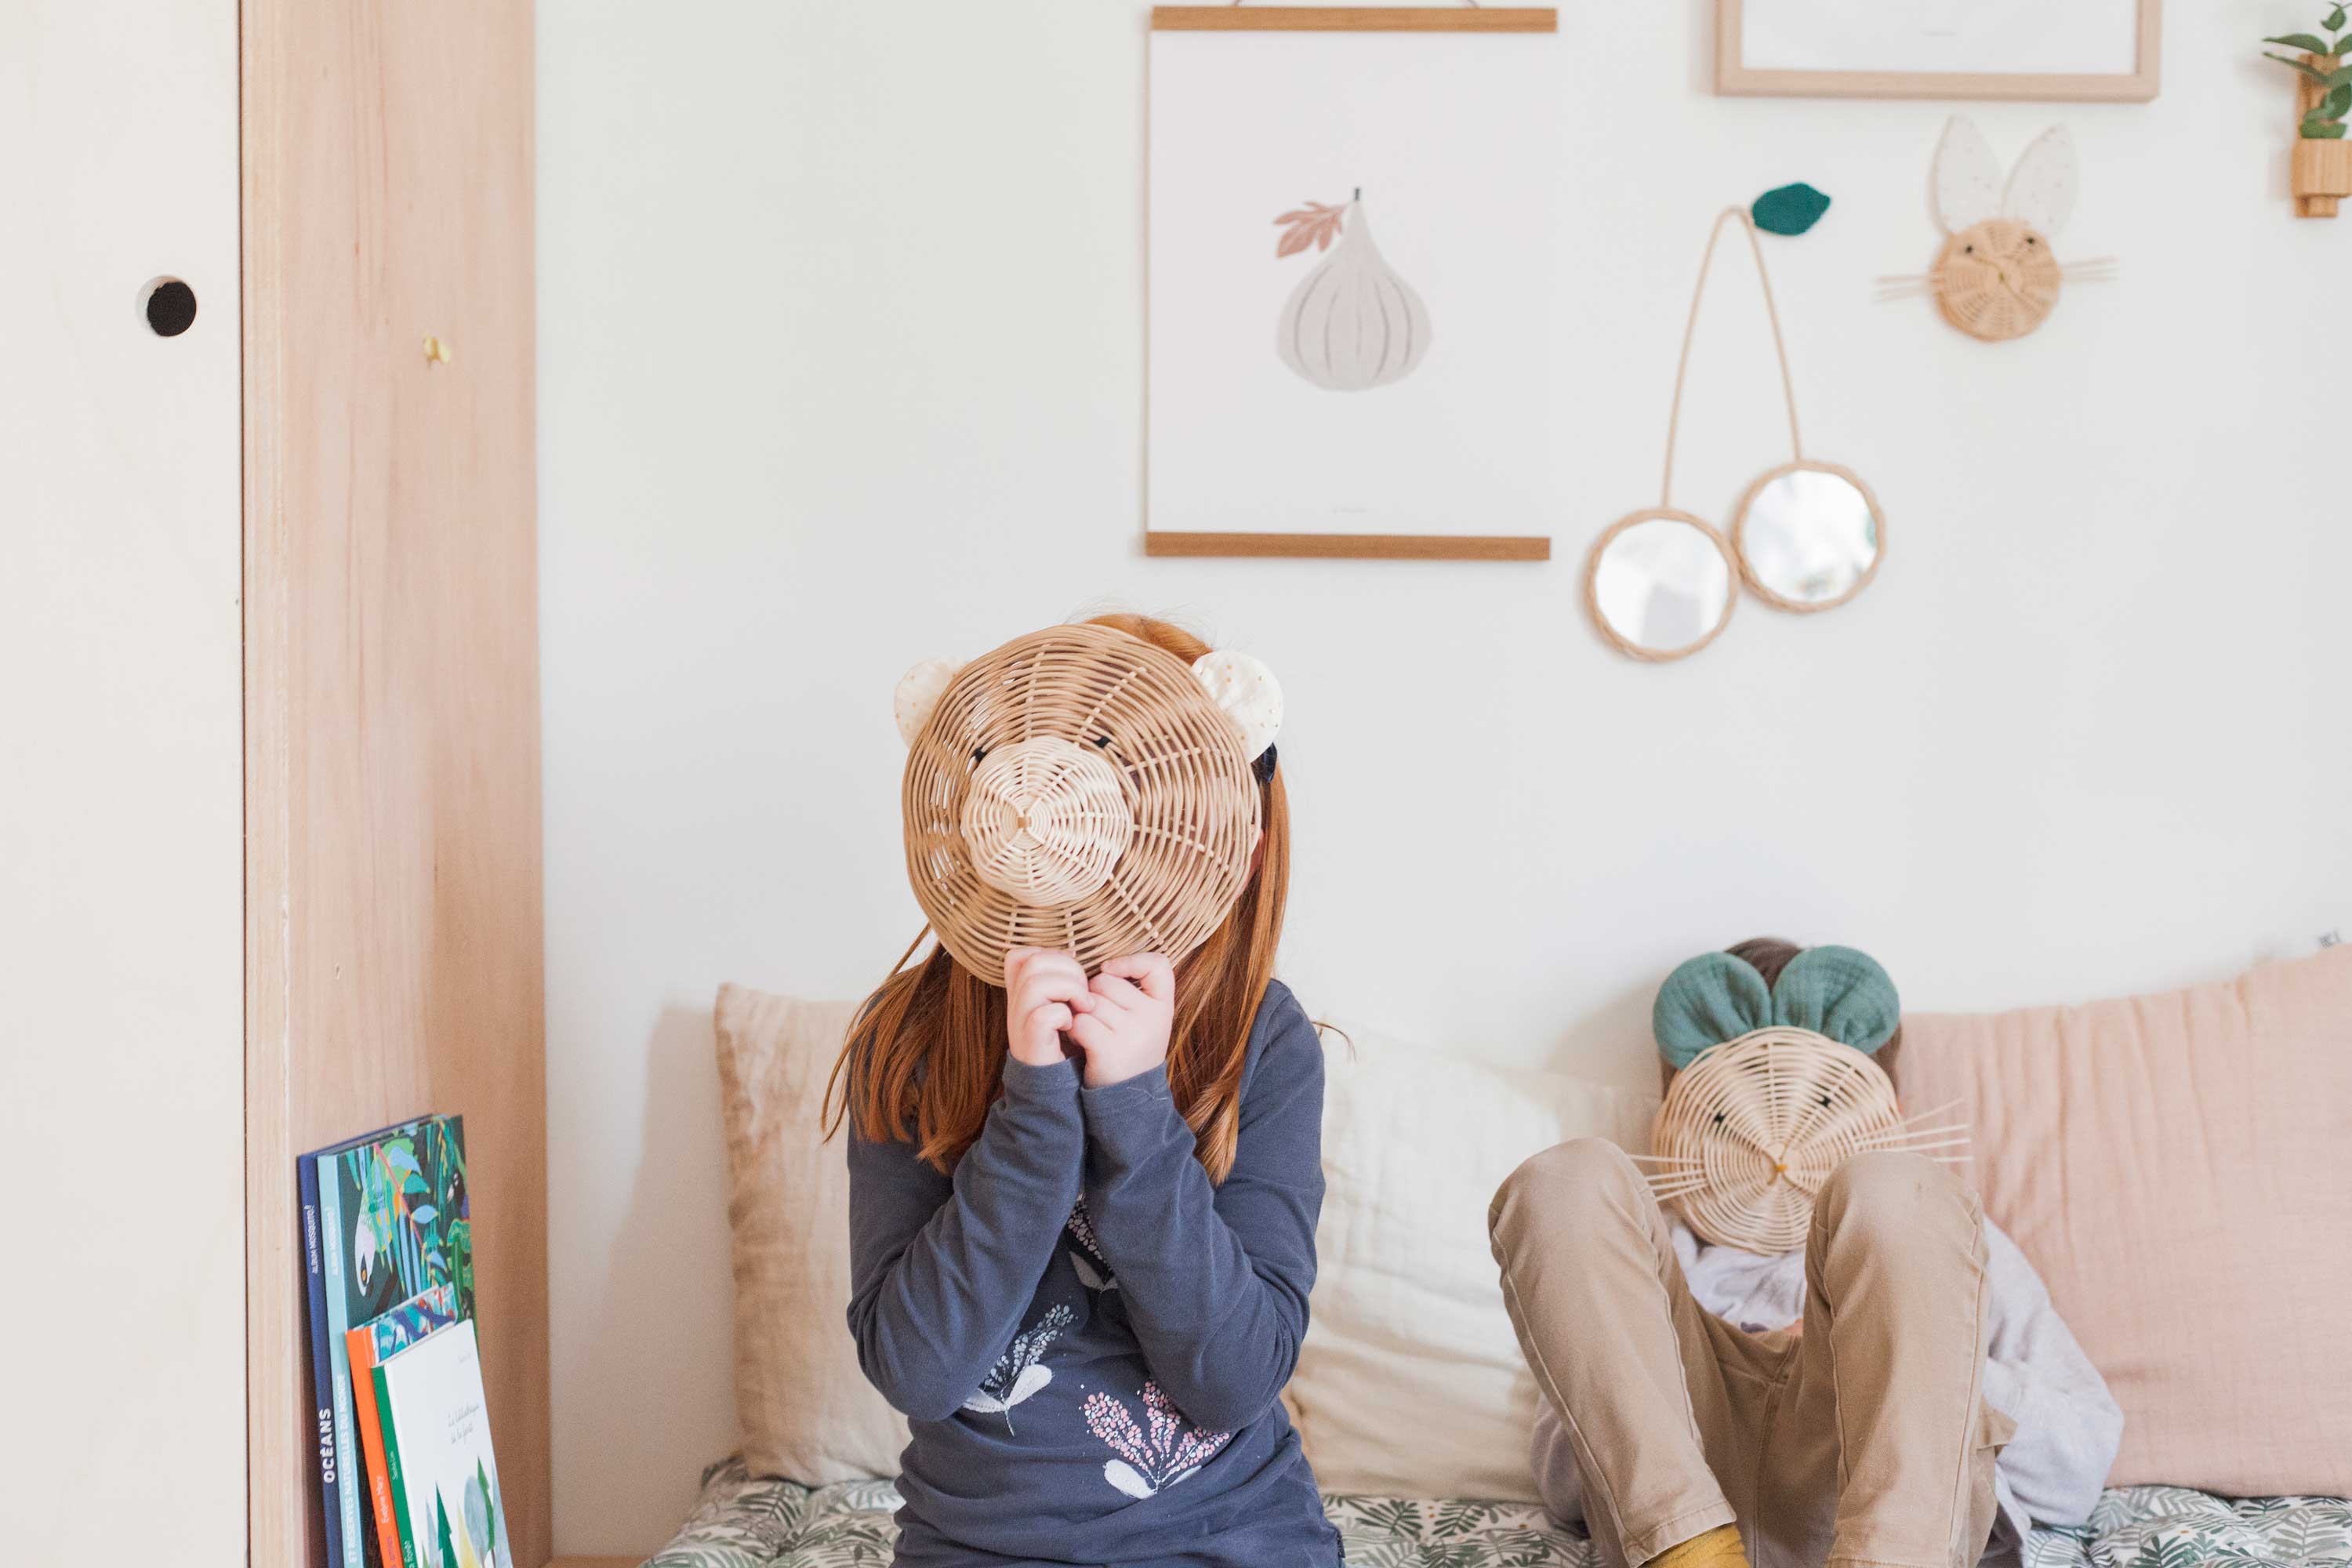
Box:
[893, 623, 1282, 985]
[1636, 946, 1966, 1252]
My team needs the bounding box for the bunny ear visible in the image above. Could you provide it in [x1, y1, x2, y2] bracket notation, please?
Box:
[1191, 650, 1283, 760]
[2003, 125, 2078, 238]
[893, 656, 964, 746]
[1770, 946, 1901, 1055]
[1933, 116, 2005, 234]
[1653, 952, 1775, 1070]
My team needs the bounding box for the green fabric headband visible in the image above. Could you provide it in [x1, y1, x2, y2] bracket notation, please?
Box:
[1652, 946, 1901, 1069]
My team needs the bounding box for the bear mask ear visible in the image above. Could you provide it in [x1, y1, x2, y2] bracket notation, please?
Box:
[893, 656, 964, 746]
[1190, 650, 1283, 761]
[1770, 946, 1902, 1054]
[1653, 952, 1775, 1069]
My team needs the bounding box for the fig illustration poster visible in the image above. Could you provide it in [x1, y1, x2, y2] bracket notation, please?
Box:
[1148, 13, 1556, 546]
[1273, 191, 1432, 392]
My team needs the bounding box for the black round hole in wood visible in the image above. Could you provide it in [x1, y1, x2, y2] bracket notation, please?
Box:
[145, 279, 197, 337]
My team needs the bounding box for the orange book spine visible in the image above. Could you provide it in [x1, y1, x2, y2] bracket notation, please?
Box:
[345, 1327, 403, 1567]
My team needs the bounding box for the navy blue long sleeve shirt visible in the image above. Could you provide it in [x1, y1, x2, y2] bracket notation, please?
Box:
[845, 979, 1338, 1567]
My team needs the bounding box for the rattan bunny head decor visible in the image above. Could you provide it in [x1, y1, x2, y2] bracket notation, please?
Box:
[893, 623, 1281, 985]
[1877, 118, 2117, 343]
[1636, 946, 1968, 1252]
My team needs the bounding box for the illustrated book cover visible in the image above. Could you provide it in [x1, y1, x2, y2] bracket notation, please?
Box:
[374, 1319, 512, 1568]
[302, 1116, 473, 1568]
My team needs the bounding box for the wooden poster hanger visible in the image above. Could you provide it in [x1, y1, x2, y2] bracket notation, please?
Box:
[1145, 2, 1559, 563]
[1152, 5, 1558, 33]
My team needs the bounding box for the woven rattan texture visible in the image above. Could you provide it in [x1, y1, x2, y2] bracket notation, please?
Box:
[1932, 219, 2062, 342]
[1644, 1028, 1938, 1252]
[902, 624, 1260, 982]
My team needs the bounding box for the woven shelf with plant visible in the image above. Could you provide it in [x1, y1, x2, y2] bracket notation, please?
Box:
[2267, 5, 2352, 216]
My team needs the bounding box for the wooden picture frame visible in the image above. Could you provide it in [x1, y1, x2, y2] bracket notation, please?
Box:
[1715, 0, 2161, 103]
[1145, 5, 1558, 563]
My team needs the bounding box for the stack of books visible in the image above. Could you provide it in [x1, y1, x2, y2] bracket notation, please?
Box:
[302, 1115, 512, 1568]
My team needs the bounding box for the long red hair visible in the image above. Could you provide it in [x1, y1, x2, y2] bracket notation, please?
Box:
[823, 613, 1290, 1181]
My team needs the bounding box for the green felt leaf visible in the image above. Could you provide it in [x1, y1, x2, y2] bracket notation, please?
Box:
[2318, 81, 2350, 115]
[2270, 31, 2334, 52]
[1751, 181, 1831, 236]
[2305, 117, 2349, 136]
[2332, 5, 2348, 32]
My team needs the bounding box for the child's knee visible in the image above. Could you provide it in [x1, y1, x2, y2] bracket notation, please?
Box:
[1814, 1149, 1956, 1236]
[1490, 1137, 1644, 1241]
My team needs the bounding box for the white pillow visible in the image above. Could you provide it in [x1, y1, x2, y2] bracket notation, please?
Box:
[711, 984, 1653, 1499]
[713, 984, 908, 1483]
[1290, 1024, 1657, 1502]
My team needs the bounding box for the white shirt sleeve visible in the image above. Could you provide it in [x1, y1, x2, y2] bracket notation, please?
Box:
[1978, 1221, 2124, 1530]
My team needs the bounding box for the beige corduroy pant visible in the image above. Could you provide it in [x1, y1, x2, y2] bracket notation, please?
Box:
[1489, 1141, 2011, 1568]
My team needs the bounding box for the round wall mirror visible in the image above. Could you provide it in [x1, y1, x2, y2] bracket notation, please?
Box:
[1585, 510, 1738, 662]
[1732, 461, 1884, 614]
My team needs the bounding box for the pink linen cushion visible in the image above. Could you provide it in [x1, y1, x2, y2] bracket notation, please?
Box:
[1898, 946, 2352, 1496]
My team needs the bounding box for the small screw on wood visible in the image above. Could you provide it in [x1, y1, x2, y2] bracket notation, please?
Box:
[423, 335, 453, 365]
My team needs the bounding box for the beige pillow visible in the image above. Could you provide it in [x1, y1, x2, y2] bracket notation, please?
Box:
[713, 984, 908, 1483]
[1899, 946, 2352, 1497]
[1291, 1023, 1657, 1502]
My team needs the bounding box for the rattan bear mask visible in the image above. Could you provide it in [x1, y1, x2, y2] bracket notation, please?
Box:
[893, 623, 1281, 985]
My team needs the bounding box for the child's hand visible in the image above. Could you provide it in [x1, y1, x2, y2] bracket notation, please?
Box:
[1004, 947, 1093, 1068]
[1068, 953, 1175, 1089]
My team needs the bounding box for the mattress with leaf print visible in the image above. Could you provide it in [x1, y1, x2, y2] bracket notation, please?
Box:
[642, 1457, 2352, 1568]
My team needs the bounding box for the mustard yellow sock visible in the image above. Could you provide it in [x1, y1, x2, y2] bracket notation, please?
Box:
[1646, 1523, 1748, 1568]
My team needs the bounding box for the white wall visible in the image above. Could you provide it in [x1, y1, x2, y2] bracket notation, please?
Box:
[0, 1, 245, 1559]
[538, 1, 2352, 1550]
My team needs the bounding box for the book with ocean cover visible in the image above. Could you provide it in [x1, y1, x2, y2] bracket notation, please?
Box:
[374, 1319, 512, 1568]
[303, 1117, 473, 1568]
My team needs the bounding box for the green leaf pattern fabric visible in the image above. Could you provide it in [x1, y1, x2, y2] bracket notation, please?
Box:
[644, 1458, 2352, 1568]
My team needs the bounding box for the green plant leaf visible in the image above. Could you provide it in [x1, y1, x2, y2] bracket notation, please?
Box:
[2319, 81, 2350, 114]
[2270, 51, 2337, 82]
[2305, 117, 2349, 136]
[2269, 31, 2333, 51]
[2332, 5, 2349, 31]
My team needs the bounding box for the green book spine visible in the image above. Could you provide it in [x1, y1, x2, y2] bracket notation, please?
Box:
[373, 1363, 421, 1568]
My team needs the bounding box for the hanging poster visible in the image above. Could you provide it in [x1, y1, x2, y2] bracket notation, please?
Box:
[1146, 8, 1559, 560]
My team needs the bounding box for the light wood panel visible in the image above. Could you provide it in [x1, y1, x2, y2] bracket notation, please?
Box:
[243, 3, 546, 1567]
[1145, 530, 1551, 561]
[1153, 6, 1557, 31]
[1715, 0, 2161, 102]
